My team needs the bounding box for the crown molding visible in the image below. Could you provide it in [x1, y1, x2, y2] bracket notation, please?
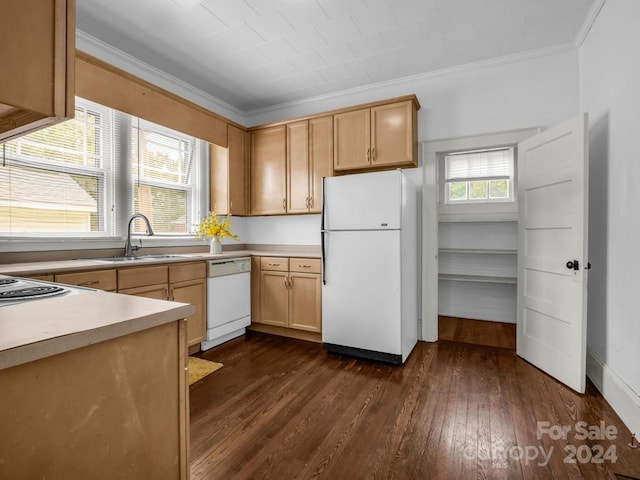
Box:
[575, 0, 607, 47]
[76, 30, 246, 124]
[244, 43, 578, 121]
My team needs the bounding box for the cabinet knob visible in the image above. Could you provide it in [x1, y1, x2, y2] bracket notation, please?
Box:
[282, 198, 286, 211]
[371, 147, 376, 161]
[367, 148, 371, 162]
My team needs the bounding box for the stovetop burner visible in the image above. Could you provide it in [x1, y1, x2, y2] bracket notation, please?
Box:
[0, 285, 66, 300]
[0, 277, 88, 306]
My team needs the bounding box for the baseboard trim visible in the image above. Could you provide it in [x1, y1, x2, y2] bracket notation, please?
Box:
[586, 348, 640, 436]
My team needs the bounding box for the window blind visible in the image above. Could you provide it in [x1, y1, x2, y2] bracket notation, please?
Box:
[445, 148, 513, 181]
[0, 99, 115, 236]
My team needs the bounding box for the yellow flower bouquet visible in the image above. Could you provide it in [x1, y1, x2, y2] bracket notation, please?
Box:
[194, 209, 238, 253]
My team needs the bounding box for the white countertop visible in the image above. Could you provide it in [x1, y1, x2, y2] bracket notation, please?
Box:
[0, 289, 195, 371]
[0, 249, 321, 276]
[0, 247, 320, 371]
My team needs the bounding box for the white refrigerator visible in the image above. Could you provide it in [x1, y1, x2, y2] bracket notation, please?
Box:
[321, 168, 421, 365]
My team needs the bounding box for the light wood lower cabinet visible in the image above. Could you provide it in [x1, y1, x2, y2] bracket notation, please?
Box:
[118, 262, 206, 347]
[169, 263, 206, 347]
[260, 269, 289, 328]
[252, 256, 322, 338]
[55, 269, 117, 291]
[288, 270, 322, 332]
[0, 320, 188, 479]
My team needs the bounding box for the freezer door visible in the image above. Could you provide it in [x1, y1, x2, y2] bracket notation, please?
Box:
[322, 230, 402, 355]
[323, 170, 401, 230]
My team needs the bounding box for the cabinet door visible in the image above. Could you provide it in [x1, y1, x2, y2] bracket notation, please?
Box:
[286, 120, 310, 214]
[251, 125, 286, 215]
[0, 0, 75, 142]
[333, 108, 370, 171]
[171, 278, 206, 346]
[259, 271, 288, 327]
[309, 116, 333, 213]
[210, 142, 230, 214]
[228, 125, 249, 215]
[370, 101, 417, 168]
[289, 272, 322, 332]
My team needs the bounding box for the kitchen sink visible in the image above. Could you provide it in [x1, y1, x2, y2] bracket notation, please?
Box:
[87, 254, 201, 262]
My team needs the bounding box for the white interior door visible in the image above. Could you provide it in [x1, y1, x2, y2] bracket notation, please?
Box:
[517, 113, 589, 393]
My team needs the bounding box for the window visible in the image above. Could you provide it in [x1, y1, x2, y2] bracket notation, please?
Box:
[1, 99, 114, 235]
[130, 119, 201, 234]
[0, 97, 205, 239]
[444, 147, 514, 203]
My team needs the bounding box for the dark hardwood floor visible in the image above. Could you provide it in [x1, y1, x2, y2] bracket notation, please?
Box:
[438, 316, 517, 350]
[190, 333, 640, 480]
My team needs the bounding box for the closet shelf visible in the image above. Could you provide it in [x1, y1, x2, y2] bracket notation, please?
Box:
[439, 248, 517, 255]
[438, 273, 517, 285]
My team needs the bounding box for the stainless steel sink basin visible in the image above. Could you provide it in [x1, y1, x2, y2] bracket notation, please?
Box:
[88, 254, 200, 262]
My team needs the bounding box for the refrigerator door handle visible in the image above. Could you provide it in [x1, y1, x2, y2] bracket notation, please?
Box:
[321, 177, 327, 285]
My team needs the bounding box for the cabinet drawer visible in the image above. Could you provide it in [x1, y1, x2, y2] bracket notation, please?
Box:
[169, 262, 206, 283]
[118, 265, 169, 291]
[260, 257, 289, 272]
[55, 269, 117, 291]
[289, 258, 321, 274]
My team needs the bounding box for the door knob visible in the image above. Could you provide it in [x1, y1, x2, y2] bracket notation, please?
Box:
[566, 260, 579, 271]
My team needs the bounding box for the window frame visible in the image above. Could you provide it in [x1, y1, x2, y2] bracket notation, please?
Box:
[0, 97, 209, 250]
[425, 128, 539, 223]
[443, 147, 515, 204]
[0, 98, 116, 238]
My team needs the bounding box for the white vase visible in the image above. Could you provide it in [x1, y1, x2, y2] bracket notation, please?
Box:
[210, 237, 222, 254]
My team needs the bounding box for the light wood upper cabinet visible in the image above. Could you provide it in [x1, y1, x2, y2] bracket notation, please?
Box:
[251, 125, 287, 215]
[287, 120, 311, 214]
[309, 116, 333, 213]
[333, 99, 418, 172]
[371, 101, 417, 167]
[0, 0, 75, 142]
[210, 124, 249, 215]
[286, 116, 334, 214]
[333, 108, 371, 171]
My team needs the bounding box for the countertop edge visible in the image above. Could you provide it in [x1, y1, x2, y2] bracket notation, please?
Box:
[0, 292, 195, 371]
[0, 249, 321, 276]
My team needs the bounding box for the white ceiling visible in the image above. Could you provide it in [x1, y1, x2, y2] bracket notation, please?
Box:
[76, 0, 596, 112]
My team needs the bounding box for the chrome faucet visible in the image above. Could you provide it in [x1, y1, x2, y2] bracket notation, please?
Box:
[124, 213, 154, 257]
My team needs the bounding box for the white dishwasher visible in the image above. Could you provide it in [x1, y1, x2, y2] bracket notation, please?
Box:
[201, 257, 251, 351]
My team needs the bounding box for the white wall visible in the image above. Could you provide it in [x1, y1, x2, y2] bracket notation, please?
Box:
[580, 0, 640, 434]
[232, 215, 321, 246]
[246, 49, 580, 141]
